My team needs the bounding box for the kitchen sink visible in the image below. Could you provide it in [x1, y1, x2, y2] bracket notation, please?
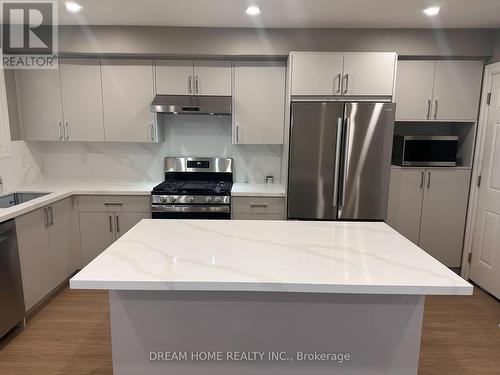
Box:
[0, 192, 51, 208]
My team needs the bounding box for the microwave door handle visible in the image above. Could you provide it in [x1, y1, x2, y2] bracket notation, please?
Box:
[333, 118, 343, 207]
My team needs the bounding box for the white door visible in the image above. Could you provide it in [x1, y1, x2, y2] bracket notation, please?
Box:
[101, 59, 156, 142]
[79, 212, 116, 266]
[16, 69, 63, 141]
[290, 52, 344, 96]
[419, 169, 471, 267]
[193, 60, 232, 96]
[342, 53, 396, 96]
[470, 70, 500, 298]
[233, 61, 285, 144]
[386, 168, 425, 244]
[155, 60, 194, 95]
[60, 58, 105, 141]
[394, 60, 436, 121]
[114, 212, 151, 239]
[432, 60, 483, 121]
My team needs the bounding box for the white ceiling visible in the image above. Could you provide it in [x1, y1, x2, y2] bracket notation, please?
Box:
[57, 0, 500, 28]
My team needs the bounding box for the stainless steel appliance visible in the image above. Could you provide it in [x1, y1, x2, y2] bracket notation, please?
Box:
[392, 135, 458, 167]
[0, 220, 25, 338]
[151, 157, 233, 219]
[150, 95, 231, 115]
[287, 102, 395, 221]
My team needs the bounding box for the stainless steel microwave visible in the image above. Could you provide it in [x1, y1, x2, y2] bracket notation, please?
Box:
[392, 135, 458, 167]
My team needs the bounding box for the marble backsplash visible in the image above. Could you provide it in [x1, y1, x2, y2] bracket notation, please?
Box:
[30, 115, 283, 184]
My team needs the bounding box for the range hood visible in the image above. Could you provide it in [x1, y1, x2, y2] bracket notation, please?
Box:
[150, 95, 231, 115]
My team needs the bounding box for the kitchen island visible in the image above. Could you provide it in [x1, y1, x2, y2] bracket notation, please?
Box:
[70, 220, 471, 375]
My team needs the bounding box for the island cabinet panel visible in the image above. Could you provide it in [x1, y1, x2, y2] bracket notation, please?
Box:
[15, 197, 77, 311]
[78, 195, 151, 265]
[232, 196, 285, 220]
[101, 59, 158, 142]
[15, 207, 53, 311]
[232, 61, 286, 144]
[387, 168, 471, 267]
[16, 69, 64, 141]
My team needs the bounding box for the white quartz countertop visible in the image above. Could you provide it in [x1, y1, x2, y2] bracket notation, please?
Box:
[231, 183, 285, 197]
[70, 220, 472, 295]
[0, 179, 286, 223]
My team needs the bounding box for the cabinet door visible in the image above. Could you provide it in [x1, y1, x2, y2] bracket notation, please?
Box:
[16, 69, 63, 141]
[60, 58, 105, 141]
[193, 60, 231, 96]
[155, 60, 194, 95]
[432, 60, 483, 121]
[48, 198, 75, 287]
[290, 52, 344, 96]
[101, 59, 156, 142]
[386, 168, 425, 244]
[233, 61, 285, 144]
[419, 169, 471, 267]
[394, 61, 436, 121]
[343, 53, 396, 96]
[15, 207, 52, 311]
[79, 212, 116, 266]
[114, 212, 151, 239]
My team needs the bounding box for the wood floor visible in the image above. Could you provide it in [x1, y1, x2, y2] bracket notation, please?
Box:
[0, 286, 499, 375]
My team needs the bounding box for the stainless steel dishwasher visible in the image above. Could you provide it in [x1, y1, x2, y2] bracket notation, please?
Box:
[0, 219, 25, 338]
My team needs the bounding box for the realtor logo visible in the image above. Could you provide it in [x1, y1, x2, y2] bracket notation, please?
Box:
[1, 0, 58, 69]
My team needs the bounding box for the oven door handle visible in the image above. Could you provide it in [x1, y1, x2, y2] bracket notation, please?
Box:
[151, 205, 230, 213]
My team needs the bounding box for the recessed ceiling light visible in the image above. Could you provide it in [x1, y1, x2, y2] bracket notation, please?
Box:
[245, 6, 261, 16]
[423, 6, 440, 16]
[65, 1, 82, 13]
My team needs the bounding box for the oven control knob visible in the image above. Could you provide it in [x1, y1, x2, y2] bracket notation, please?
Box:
[160, 196, 167, 204]
[214, 197, 221, 203]
[189, 196, 195, 203]
[168, 196, 177, 203]
[205, 196, 213, 203]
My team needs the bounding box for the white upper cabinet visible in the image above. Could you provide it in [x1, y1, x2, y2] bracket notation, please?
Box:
[59, 58, 105, 141]
[16, 69, 64, 141]
[155, 60, 231, 96]
[156, 60, 194, 95]
[395, 59, 483, 121]
[291, 52, 344, 96]
[290, 52, 396, 96]
[342, 53, 396, 96]
[233, 61, 286, 144]
[101, 59, 157, 142]
[394, 61, 436, 121]
[193, 60, 231, 95]
[432, 60, 483, 121]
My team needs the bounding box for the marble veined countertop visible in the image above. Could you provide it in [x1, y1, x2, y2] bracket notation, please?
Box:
[70, 220, 472, 295]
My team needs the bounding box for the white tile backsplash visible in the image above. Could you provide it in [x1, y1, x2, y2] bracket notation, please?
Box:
[32, 115, 283, 184]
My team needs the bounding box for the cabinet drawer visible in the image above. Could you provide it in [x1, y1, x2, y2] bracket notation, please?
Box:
[232, 197, 285, 215]
[232, 213, 284, 220]
[78, 195, 151, 213]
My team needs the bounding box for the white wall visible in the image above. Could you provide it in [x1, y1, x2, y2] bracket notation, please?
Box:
[32, 115, 282, 184]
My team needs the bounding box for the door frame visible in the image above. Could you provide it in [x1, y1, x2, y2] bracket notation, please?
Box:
[461, 61, 500, 279]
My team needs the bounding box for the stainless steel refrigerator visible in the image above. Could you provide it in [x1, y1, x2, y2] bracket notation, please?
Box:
[287, 102, 395, 220]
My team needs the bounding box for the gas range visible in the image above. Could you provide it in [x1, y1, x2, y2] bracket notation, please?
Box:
[151, 157, 233, 219]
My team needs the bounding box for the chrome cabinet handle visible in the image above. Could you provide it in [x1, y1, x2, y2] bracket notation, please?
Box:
[188, 76, 192, 94]
[57, 122, 62, 140]
[426, 100, 432, 120]
[342, 74, 349, 94]
[335, 73, 341, 94]
[333, 117, 343, 207]
[235, 125, 239, 143]
[43, 208, 49, 227]
[104, 202, 123, 206]
[195, 75, 199, 94]
[250, 204, 268, 208]
[109, 215, 113, 233]
[420, 171, 425, 189]
[150, 123, 155, 141]
[427, 171, 431, 189]
[48, 206, 54, 226]
[64, 122, 69, 140]
[115, 215, 120, 233]
[433, 99, 438, 120]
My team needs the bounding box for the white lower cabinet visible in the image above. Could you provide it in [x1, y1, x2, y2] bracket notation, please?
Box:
[78, 195, 151, 265]
[231, 196, 285, 220]
[387, 168, 471, 267]
[15, 197, 76, 311]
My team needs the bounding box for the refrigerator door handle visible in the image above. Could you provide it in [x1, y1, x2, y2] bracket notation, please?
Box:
[333, 118, 343, 207]
[339, 117, 351, 210]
